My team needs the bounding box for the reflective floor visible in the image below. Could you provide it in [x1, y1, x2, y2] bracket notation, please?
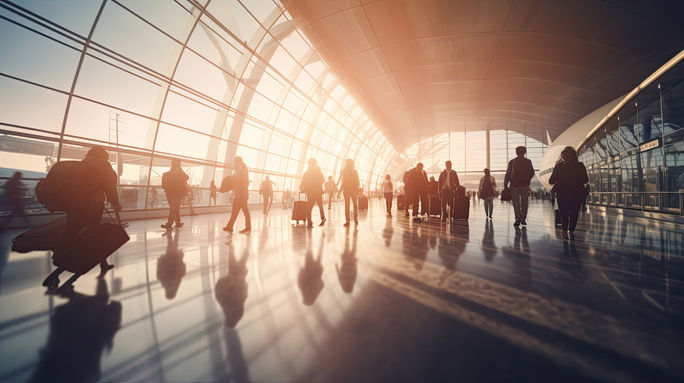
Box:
[1, 199, 683, 382]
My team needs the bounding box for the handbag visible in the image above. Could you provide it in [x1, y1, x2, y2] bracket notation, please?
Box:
[500, 188, 512, 201]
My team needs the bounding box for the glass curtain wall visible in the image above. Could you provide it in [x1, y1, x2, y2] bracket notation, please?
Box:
[0, 0, 396, 213]
[578, 58, 684, 214]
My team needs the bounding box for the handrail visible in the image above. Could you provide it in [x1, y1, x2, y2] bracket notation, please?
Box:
[589, 191, 683, 195]
[577, 49, 684, 151]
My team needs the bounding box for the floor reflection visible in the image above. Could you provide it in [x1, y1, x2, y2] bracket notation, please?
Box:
[336, 228, 357, 294]
[157, 229, 186, 300]
[298, 231, 325, 306]
[481, 220, 497, 262]
[29, 277, 120, 383]
[0, 200, 683, 382]
[215, 239, 249, 328]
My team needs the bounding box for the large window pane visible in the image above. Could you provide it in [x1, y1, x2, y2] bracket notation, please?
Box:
[0, 77, 66, 133]
[0, 20, 80, 91]
[75, 56, 162, 118]
[93, 2, 183, 76]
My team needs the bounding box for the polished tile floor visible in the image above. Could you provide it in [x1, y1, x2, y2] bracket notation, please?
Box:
[0, 199, 683, 382]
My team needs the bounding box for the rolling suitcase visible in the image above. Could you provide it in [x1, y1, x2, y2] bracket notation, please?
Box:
[12, 216, 67, 253]
[358, 195, 368, 211]
[292, 193, 307, 224]
[53, 211, 130, 275]
[452, 196, 470, 220]
[554, 200, 562, 227]
[397, 194, 406, 210]
[452, 187, 469, 221]
[428, 195, 441, 217]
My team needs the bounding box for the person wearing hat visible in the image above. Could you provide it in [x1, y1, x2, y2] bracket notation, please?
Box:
[43, 146, 121, 289]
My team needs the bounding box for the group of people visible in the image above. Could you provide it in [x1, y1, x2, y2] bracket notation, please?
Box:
[374, 145, 588, 237]
[158, 156, 365, 233]
[299, 158, 362, 228]
[21, 144, 582, 239]
[392, 161, 463, 223]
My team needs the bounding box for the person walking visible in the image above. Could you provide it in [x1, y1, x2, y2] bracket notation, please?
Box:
[1, 171, 28, 227]
[418, 167, 429, 217]
[478, 168, 496, 219]
[223, 156, 251, 234]
[161, 159, 189, 230]
[42, 147, 121, 289]
[338, 159, 359, 227]
[402, 169, 411, 217]
[549, 146, 589, 238]
[324, 176, 338, 209]
[149, 187, 159, 208]
[301, 159, 326, 227]
[438, 160, 460, 222]
[503, 146, 535, 227]
[427, 176, 438, 196]
[209, 180, 217, 206]
[406, 163, 428, 222]
[381, 174, 393, 216]
[259, 176, 274, 215]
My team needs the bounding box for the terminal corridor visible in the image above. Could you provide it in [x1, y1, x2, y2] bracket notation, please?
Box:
[1, 1, 684, 381]
[1, 200, 682, 382]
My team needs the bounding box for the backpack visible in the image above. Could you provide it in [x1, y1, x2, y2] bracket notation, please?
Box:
[35, 161, 89, 212]
[162, 170, 188, 197]
[481, 177, 494, 198]
[511, 158, 530, 185]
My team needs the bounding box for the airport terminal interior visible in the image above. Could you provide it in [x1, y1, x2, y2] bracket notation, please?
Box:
[0, 0, 683, 382]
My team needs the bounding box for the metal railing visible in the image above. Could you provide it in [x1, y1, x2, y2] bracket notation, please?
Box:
[0, 177, 294, 216]
[587, 191, 684, 216]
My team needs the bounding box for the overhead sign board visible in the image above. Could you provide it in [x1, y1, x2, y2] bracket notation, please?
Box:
[640, 139, 659, 153]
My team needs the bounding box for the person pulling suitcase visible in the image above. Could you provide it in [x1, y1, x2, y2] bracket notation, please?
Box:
[38, 147, 125, 292]
[438, 161, 460, 222]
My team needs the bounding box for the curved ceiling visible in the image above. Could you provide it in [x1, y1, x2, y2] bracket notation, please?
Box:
[282, 0, 684, 150]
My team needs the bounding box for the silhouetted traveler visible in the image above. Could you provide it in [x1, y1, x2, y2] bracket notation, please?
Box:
[549, 146, 589, 237]
[209, 180, 217, 206]
[42, 147, 120, 290]
[283, 189, 292, 208]
[324, 176, 338, 209]
[259, 175, 274, 215]
[419, 168, 429, 216]
[149, 187, 159, 208]
[479, 168, 496, 219]
[427, 176, 439, 196]
[156, 229, 185, 300]
[223, 156, 251, 234]
[29, 277, 121, 383]
[403, 170, 411, 217]
[504, 146, 535, 227]
[161, 159, 189, 230]
[406, 163, 428, 221]
[338, 158, 359, 227]
[301, 159, 326, 227]
[381, 174, 393, 216]
[438, 161, 460, 222]
[2, 171, 28, 226]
